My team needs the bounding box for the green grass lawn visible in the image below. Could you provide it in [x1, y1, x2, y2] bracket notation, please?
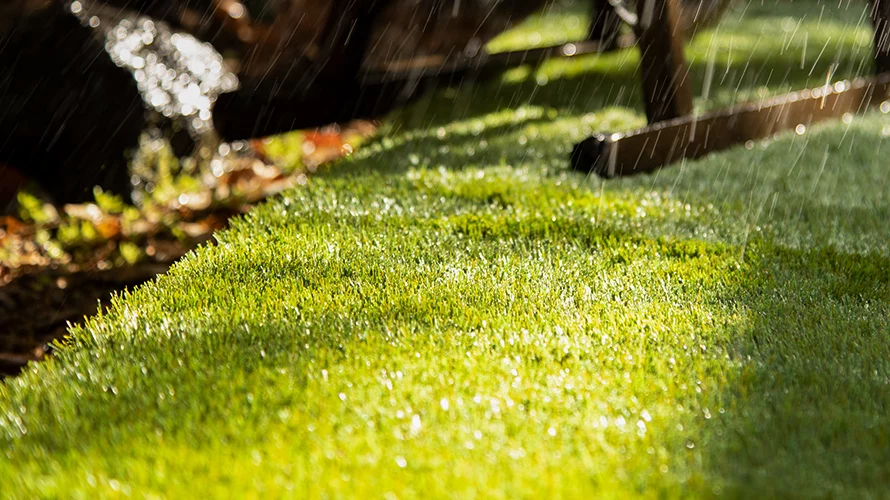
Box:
[3, 0, 890, 497]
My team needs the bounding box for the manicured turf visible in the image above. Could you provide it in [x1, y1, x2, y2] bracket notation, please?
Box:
[3, 0, 890, 497]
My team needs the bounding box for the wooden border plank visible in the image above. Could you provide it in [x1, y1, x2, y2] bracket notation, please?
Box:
[571, 73, 890, 177]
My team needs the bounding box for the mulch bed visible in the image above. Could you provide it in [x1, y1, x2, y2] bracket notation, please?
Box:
[0, 262, 174, 376]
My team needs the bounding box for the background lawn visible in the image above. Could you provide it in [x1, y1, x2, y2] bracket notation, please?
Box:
[2, 0, 890, 497]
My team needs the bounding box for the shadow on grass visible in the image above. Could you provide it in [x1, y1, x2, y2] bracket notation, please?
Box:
[699, 243, 890, 496]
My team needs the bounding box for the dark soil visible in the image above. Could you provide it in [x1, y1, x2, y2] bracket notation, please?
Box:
[0, 262, 176, 377]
